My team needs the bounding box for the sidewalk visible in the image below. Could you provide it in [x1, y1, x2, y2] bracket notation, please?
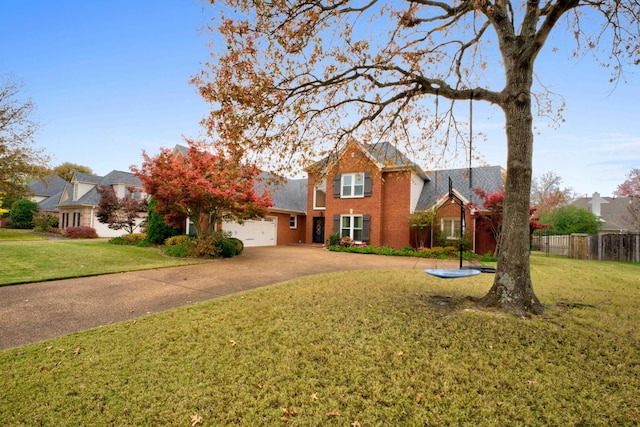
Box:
[0, 246, 460, 350]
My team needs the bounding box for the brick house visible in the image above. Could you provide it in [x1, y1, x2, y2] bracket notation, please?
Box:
[165, 142, 503, 252]
[305, 140, 503, 253]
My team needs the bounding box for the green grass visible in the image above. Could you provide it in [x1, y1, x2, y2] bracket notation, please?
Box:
[0, 240, 204, 285]
[0, 228, 49, 241]
[1, 253, 639, 426]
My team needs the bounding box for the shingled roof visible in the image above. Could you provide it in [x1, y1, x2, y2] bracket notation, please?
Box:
[28, 175, 72, 212]
[58, 171, 142, 207]
[255, 173, 308, 213]
[416, 165, 504, 210]
[571, 194, 639, 232]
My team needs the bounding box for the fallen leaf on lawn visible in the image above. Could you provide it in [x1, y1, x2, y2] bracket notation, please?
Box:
[310, 393, 318, 401]
[415, 392, 424, 403]
[190, 413, 202, 426]
[351, 421, 361, 427]
[230, 339, 237, 346]
[326, 411, 341, 417]
[281, 408, 298, 417]
[73, 347, 81, 355]
[45, 346, 52, 351]
[397, 351, 404, 356]
[527, 380, 536, 385]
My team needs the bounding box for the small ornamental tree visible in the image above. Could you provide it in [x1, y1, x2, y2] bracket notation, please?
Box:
[95, 185, 148, 234]
[472, 188, 547, 256]
[408, 209, 436, 248]
[131, 140, 273, 237]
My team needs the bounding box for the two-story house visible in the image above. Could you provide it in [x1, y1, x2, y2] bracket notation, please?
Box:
[57, 170, 147, 237]
[305, 140, 503, 253]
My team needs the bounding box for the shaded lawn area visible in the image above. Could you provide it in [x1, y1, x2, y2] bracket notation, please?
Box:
[0, 240, 204, 286]
[1, 254, 639, 425]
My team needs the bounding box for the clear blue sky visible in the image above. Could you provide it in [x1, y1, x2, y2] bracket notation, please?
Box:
[3, 1, 638, 197]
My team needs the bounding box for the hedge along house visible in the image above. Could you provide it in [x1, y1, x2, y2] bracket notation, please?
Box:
[305, 140, 504, 253]
[56, 171, 147, 238]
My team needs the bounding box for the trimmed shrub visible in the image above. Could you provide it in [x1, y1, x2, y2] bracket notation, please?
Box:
[109, 233, 147, 245]
[9, 199, 39, 229]
[187, 233, 223, 258]
[62, 226, 98, 239]
[228, 237, 244, 255]
[33, 213, 59, 232]
[219, 238, 237, 258]
[328, 232, 340, 247]
[165, 235, 190, 246]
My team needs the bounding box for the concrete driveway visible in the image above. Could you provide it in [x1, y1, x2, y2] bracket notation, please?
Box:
[0, 246, 460, 350]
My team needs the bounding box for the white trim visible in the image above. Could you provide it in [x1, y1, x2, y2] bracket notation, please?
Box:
[340, 173, 365, 198]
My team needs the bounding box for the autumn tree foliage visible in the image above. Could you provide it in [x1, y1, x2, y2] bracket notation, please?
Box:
[614, 168, 640, 197]
[132, 141, 273, 237]
[52, 162, 93, 183]
[472, 188, 547, 257]
[0, 75, 50, 202]
[196, 0, 639, 316]
[96, 185, 148, 234]
[531, 171, 575, 214]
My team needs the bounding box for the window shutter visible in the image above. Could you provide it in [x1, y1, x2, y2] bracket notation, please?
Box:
[333, 214, 341, 234]
[333, 175, 341, 198]
[362, 214, 371, 244]
[364, 172, 372, 197]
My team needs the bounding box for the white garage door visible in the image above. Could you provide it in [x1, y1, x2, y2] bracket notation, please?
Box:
[222, 217, 277, 247]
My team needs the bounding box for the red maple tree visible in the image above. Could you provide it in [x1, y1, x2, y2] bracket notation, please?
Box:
[472, 187, 547, 256]
[132, 140, 272, 237]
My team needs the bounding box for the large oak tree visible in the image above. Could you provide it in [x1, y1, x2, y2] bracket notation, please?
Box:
[195, 0, 639, 316]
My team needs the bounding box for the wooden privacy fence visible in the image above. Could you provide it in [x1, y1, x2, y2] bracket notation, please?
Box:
[532, 233, 640, 262]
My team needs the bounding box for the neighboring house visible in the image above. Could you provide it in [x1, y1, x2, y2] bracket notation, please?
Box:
[306, 140, 504, 253]
[28, 175, 72, 214]
[56, 171, 147, 237]
[571, 192, 640, 234]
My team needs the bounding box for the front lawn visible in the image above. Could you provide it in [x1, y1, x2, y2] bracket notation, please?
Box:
[1, 254, 638, 425]
[0, 228, 49, 241]
[0, 240, 204, 286]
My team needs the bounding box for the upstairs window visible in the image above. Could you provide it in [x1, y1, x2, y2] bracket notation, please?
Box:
[314, 179, 326, 209]
[341, 173, 365, 198]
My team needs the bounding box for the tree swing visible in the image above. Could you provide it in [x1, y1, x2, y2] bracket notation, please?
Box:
[425, 91, 495, 278]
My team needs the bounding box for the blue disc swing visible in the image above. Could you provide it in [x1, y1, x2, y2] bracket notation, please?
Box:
[425, 90, 495, 279]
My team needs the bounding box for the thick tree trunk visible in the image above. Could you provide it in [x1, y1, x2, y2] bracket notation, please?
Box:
[479, 78, 544, 317]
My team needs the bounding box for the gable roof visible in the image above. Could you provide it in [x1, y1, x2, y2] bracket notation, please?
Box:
[29, 175, 69, 197]
[416, 165, 504, 210]
[28, 175, 72, 212]
[58, 171, 142, 208]
[571, 194, 639, 232]
[308, 140, 429, 179]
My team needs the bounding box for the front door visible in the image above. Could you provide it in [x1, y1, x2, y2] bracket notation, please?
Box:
[312, 217, 325, 244]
